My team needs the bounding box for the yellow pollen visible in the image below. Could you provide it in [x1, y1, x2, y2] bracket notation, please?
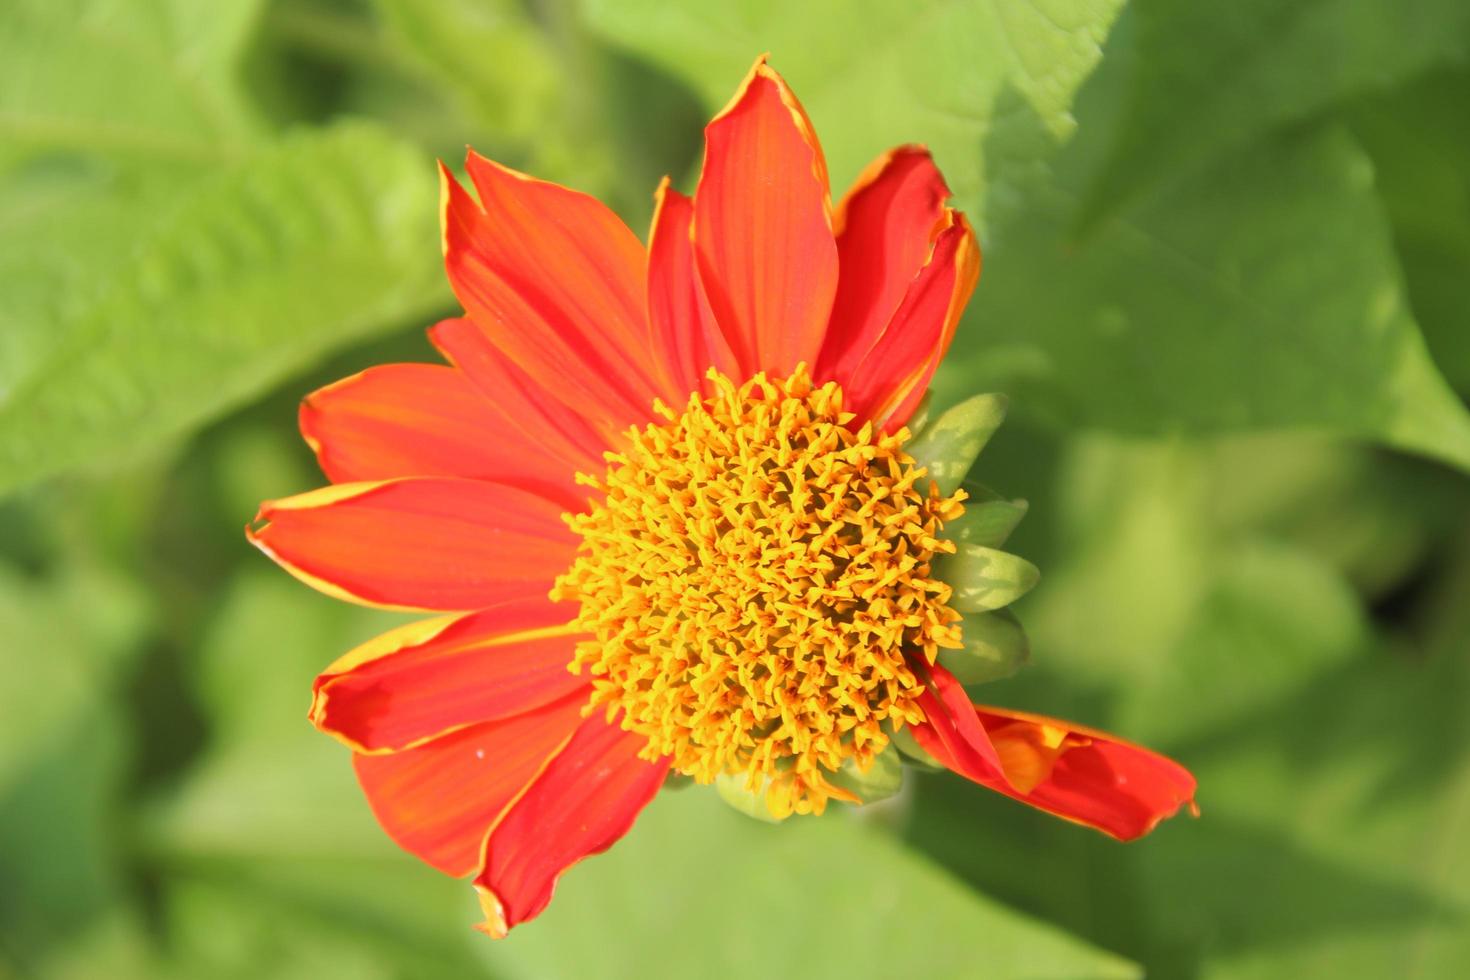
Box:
[551, 366, 966, 818]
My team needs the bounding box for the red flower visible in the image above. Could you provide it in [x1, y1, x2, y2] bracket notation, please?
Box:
[249, 56, 1195, 938]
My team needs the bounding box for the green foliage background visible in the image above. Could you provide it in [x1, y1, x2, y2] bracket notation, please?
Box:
[3, 1, 1469, 977]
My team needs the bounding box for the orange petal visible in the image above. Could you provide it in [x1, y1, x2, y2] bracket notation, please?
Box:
[473, 712, 667, 937]
[247, 478, 574, 612]
[647, 179, 739, 402]
[353, 690, 588, 877]
[429, 317, 609, 475]
[912, 664, 1197, 841]
[311, 597, 587, 753]
[837, 211, 979, 429]
[818, 146, 952, 381]
[299, 362, 582, 507]
[441, 155, 665, 440]
[693, 56, 838, 377]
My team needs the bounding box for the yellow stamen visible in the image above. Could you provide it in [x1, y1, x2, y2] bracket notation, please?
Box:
[552, 366, 965, 818]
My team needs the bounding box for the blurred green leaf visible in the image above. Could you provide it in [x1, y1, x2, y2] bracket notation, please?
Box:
[0, 563, 149, 969]
[0, 121, 444, 497]
[959, 124, 1470, 473]
[581, 0, 1125, 217]
[1077, 0, 1470, 227]
[1350, 67, 1470, 397]
[492, 789, 1140, 980]
[0, 0, 265, 169]
[372, 0, 560, 144]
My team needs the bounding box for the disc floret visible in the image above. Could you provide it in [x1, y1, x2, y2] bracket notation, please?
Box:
[552, 367, 966, 817]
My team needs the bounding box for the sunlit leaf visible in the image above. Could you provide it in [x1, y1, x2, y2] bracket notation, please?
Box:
[0, 122, 444, 497]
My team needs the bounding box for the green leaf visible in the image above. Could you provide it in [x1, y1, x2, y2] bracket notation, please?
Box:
[372, 0, 561, 143]
[936, 545, 1040, 613]
[1350, 66, 1470, 397]
[492, 789, 1140, 980]
[907, 393, 1008, 496]
[0, 121, 444, 497]
[959, 123, 1470, 474]
[580, 0, 1126, 220]
[0, 0, 265, 168]
[939, 609, 1030, 686]
[946, 496, 1029, 550]
[1077, 0, 1470, 227]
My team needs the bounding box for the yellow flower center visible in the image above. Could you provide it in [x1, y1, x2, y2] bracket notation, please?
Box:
[551, 367, 966, 818]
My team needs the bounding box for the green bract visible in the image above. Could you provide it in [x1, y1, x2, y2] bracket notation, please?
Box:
[828, 743, 905, 804]
[907, 393, 1009, 496]
[937, 609, 1030, 685]
[937, 546, 1041, 614]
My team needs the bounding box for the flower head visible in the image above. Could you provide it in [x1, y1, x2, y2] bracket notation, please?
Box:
[249, 56, 1196, 938]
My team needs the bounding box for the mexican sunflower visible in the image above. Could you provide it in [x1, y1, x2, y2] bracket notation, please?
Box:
[248, 56, 1196, 938]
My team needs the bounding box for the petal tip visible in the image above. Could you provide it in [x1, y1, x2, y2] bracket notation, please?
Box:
[473, 884, 510, 939]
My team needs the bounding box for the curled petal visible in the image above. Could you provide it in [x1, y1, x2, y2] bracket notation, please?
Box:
[911, 663, 1197, 840]
[440, 156, 665, 439]
[647, 179, 738, 402]
[474, 713, 668, 937]
[818, 146, 952, 380]
[838, 211, 979, 429]
[247, 478, 575, 612]
[299, 362, 580, 504]
[354, 691, 589, 877]
[311, 597, 586, 753]
[693, 55, 837, 377]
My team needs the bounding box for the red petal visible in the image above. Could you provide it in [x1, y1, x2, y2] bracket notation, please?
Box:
[818, 146, 952, 381]
[693, 56, 837, 377]
[910, 659, 1008, 784]
[440, 156, 666, 439]
[429, 317, 608, 475]
[647, 179, 739, 401]
[247, 478, 574, 612]
[838, 212, 979, 429]
[473, 713, 667, 937]
[299, 363, 581, 506]
[353, 690, 588, 877]
[912, 664, 1197, 841]
[311, 597, 585, 753]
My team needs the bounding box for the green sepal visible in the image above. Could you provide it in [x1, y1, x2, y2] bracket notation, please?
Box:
[828, 743, 904, 804]
[885, 721, 942, 770]
[944, 497, 1029, 549]
[937, 608, 1029, 685]
[905, 390, 935, 435]
[906, 393, 1008, 496]
[936, 544, 1040, 612]
[714, 772, 785, 823]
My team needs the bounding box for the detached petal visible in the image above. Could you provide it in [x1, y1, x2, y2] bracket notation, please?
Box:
[911, 664, 1197, 841]
[311, 596, 586, 753]
[299, 363, 581, 506]
[693, 56, 837, 377]
[818, 146, 952, 380]
[354, 691, 588, 877]
[838, 212, 979, 429]
[247, 478, 575, 612]
[473, 713, 667, 937]
[441, 155, 666, 439]
[647, 179, 738, 402]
